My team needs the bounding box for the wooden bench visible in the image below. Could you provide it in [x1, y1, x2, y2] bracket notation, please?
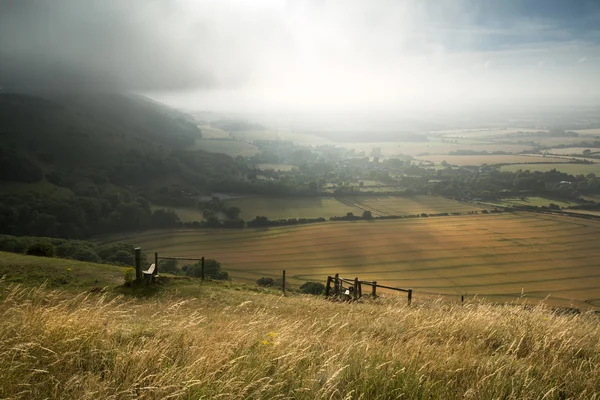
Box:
[143, 263, 156, 282]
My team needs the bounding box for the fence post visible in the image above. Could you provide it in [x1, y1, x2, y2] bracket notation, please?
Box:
[353, 277, 359, 300]
[154, 252, 158, 276]
[325, 276, 332, 297]
[372, 281, 377, 297]
[358, 281, 362, 298]
[334, 273, 339, 295]
[461, 294, 464, 304]
[201, 256, 205, 281]
[408, 289, 412, 305]
[134, 247, 142, 282]
[282, 270, 286, 295]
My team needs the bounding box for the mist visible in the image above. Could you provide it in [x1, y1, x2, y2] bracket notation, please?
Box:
[1, 0, 599, 114]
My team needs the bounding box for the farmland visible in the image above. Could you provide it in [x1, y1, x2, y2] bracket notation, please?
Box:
[224, 197, 364, 220]
[500, 163, 600, 175]
[127, 212, 600, 309]
[415, 154, 571, 166]
[345, 195, 484, 216]
[192, 138, 259, 157]
[222, 195, 482, 221]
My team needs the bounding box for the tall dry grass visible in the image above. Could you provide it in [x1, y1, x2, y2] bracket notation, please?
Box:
[1, 284, 599, 399]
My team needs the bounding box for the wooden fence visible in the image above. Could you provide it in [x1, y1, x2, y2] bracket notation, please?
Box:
[325, 273, 412, 304]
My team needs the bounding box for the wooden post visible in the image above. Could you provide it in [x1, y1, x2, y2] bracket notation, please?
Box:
[325, 276, 332, 297]
[134, 247, 142, 282]
[358, 281, 362, 298]
[408, 289, 413, 305]
[154, 252, 158, 276]
[334, 273, 339, 295]
[282, 270, 286, 295]
[201, 256, 205, 281]
[461, 295, 464, 303]
[372, 281, 377, 297]
[353, 277, 359, 300]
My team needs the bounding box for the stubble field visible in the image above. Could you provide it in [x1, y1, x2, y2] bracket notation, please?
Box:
[126, 212, 600, 309]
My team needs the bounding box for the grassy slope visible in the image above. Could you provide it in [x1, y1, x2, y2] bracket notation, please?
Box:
[0, 252, 124, 289]
[0, 254, 599, 399]
[125, 213, 600, 309]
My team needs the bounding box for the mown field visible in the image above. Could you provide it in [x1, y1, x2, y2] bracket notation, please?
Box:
[345, 195, 484, 216]
[224, 197, 364, 220]
[500, 163, 600, 175]
[127, 212, 600, 309]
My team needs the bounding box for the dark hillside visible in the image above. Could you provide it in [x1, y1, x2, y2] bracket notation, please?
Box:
[0, 92, 249, 238]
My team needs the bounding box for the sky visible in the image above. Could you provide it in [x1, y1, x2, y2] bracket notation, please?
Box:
[1, 0, 599, 114]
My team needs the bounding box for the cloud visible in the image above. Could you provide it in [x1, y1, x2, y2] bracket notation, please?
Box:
[0, 0, 252, 92]
[1, 0, 599, 111]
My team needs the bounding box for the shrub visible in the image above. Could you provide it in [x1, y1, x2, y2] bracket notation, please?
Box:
[300, 281, 326, 295]
[122, 267, 135, 286]
[256, 277, 275, 287]
[26, 240, 56, 257]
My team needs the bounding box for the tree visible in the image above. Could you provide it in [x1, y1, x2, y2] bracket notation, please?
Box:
[224, 206, 241, 219]
[583, 149, 592, 156]
[362, 210, 373, 220]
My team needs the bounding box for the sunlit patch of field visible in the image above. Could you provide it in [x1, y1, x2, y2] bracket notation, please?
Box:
[345, 195, 483, 216]
[415, 154, 570, 166]
[198, 125, 230, 138]
[127, 213, 600, 309]
[500, 163, 600, 175]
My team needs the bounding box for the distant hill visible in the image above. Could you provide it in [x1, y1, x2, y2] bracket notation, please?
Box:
[0, 92, 202, 169]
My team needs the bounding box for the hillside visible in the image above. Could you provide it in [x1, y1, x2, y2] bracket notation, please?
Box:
[0, 92, 248, 238]
[0, 253, 599, 399]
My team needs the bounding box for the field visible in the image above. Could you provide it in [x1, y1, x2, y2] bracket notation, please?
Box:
[193, 138, 259, 157]
[343, 141, 534, 157]
[415, 154, 570, 166]
[345, 195, 484, 216]
[127, 213, 600, 309]
[479, 196, 579, 209]
[224, 197, 364, 220]
[257, 163, 296, 171]
[223, 195, 481, 220]
[500, 163, 600, 175]
[548, 147, 600, 155]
